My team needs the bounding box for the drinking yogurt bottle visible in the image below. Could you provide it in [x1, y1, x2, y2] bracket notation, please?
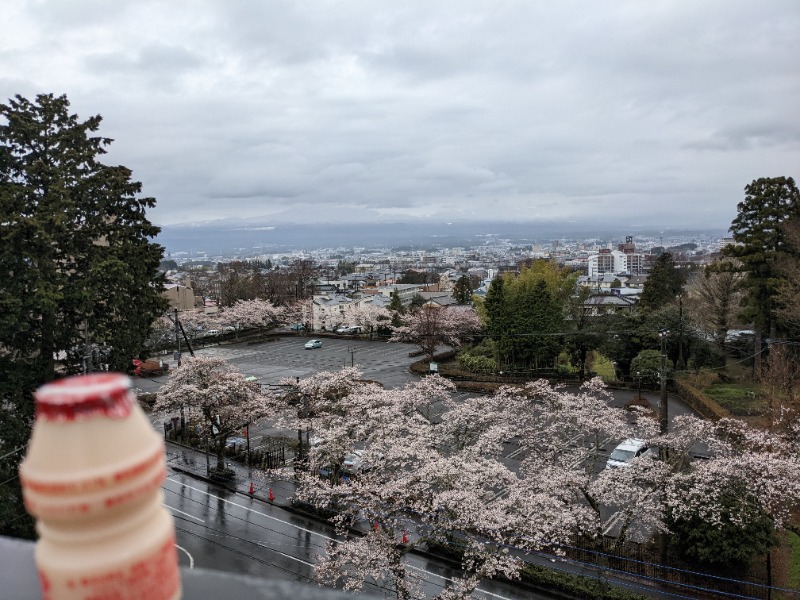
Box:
[19, 373, 181, 600]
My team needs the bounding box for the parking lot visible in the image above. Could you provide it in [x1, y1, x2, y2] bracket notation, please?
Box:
[134, 334, 422, 394]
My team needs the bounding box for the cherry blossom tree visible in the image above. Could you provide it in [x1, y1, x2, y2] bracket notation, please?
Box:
[277, 370, 525, 599]
[273, 367, 800, 596]
[223, 298, 283, 338]
[153, 356, 274, 470]
[181, 311, 223, 340]
[665, 417, 800, 532]
[493, 378, 664, 547]
[391, 305, 482, 360]
[346, 303, 391, 336]
[282, 298, 313, 328]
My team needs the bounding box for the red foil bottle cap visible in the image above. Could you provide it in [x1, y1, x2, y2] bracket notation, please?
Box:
[34, 373, 135, 421]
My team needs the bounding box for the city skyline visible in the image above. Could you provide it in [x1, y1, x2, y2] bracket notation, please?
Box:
[2, 1, 798, 228]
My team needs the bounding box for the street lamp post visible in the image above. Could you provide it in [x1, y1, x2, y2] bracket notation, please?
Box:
[659, 329, 670, 434]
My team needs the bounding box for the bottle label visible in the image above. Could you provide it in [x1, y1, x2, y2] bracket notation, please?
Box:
[39, 535, 181, 600]
[22, 447, 163, 496]
[35, 373, 135, 422]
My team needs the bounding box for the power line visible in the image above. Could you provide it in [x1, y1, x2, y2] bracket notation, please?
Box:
[0, 444, 28, 463]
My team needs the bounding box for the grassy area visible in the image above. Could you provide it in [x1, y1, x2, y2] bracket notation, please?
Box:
[590, 353, 617, 382]
[789, 531, 800, 592]
[704, 383, 762, 415]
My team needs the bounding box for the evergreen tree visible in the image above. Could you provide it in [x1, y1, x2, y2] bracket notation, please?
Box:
[512, 278, 563, 370]
[724, 176, 800, 338]
[388, 289, 404, 321]
[0, 93, 167, 539]
[483, 276, 512, 367]
[638, 252, 685, 312]
[451, 274, 473, 304]
[563, 286, 602, 381]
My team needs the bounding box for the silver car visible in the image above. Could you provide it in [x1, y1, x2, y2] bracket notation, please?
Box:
[606, 439, 653, 469]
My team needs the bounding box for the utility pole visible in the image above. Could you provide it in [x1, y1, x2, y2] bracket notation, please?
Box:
[173, 308, 181, 367]
[347, 347, 358, 368]
[83, 320, 93, 374]
[659, 329, 670, 434]
[677, 295, 685, 370]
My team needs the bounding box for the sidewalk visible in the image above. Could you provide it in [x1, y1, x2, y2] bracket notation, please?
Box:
[164, 439, 299, 511]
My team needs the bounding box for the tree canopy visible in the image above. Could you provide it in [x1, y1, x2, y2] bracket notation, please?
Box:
[451, 274, 473, 304]
[153, 356, 273, 471]
[723, 176, 800, 337]
[0, 93, 168, 539]
[638, 252, 685, 312]
[273, 368, 800, 599]
[480, 261, 576, 372]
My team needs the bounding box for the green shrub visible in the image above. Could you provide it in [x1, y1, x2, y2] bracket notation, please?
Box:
[667, 479, 775, 570]
[457, 353, 498, 373]
[519, 562, 648, 600]
[590, 352, 618, 383]
[688, 341, 726, 370]
[457, 342, 499, 373]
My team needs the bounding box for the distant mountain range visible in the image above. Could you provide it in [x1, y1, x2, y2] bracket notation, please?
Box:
[155, 218, 728, 258]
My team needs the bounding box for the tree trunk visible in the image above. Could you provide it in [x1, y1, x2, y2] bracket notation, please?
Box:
[754, 329, 762, 378]
[216, 437, 225, 471]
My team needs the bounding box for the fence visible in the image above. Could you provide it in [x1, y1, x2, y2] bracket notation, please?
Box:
[163, 426, 288, 471]
[567, 535, 770, 600]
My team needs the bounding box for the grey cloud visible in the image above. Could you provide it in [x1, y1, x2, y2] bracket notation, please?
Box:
[2, 0, 798, 228]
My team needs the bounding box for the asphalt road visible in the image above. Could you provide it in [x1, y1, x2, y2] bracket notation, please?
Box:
[161, 469, 549, 600]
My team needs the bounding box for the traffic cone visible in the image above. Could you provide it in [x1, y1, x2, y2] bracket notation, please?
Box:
[268, 487, 275, 501]
[248, 482, 254, 494]
[402, 530, 408, 544]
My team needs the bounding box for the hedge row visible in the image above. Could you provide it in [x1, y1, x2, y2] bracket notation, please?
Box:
[674, 379, 730, 421]
[519, 563, 649, 600]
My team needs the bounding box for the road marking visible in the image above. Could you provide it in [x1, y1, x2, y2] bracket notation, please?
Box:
[504, 444, 527, 459]
[254, 541, 315, 566]
[164, 478, 337, 542]
[175, 544, 194, 569]
[603, 510, 625, 537]
[167, 476, 515, 597]
[405, 564, 515, 600]
[165, 503, 206, 523]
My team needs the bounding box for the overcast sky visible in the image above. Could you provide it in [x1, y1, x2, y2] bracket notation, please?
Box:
[2, 1, 798, 229]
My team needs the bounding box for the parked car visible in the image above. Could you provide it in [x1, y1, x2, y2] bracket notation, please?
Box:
[289, 323, 305, 331]
[606, 439, 653, 469]
[342, 450, 365, 474]
[223, 325, 238, 332]
[304, 339, 322, 349]
[336, 325, 361, 334]
[225, 436, 247, 449]
[204, 329, 221, 336]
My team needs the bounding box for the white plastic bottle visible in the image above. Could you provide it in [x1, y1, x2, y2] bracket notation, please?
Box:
[19, 373, 181, 600]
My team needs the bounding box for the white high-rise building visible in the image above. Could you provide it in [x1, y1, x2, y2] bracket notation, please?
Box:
[587, 249, 645, 277]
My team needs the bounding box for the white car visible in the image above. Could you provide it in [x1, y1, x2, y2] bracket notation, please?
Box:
[342, 450, 365, 474]
[304, 339, 322, 349]
[606, 439, 653, 469]
[204, 329, 220, 337]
